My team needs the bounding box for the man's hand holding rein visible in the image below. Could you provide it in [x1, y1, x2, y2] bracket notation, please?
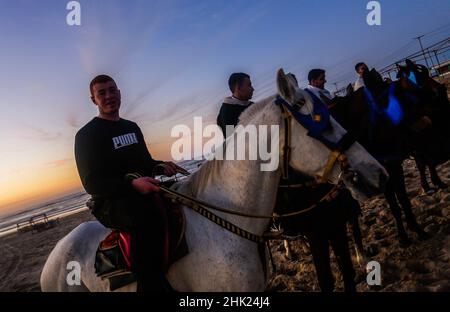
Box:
[131, 176, 161, 194]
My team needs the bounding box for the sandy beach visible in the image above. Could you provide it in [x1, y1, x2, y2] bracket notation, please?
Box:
[268, 159, 450, 292]
[0, 209, 96, 292]
[0, 160, 449, 292]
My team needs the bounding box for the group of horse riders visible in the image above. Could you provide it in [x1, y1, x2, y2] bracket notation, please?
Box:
[74, 60, 448, 292]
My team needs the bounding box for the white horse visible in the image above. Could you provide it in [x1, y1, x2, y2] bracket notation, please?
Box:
[40, 69, 387, 292]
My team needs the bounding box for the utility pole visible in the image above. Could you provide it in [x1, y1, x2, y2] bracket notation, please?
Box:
[414, 35, 430, 68]
[433, 50, 443, 81]
[433, 50, 441, 68]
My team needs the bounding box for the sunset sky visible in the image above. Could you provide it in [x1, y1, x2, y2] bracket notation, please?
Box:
[0, 0, 449, 215]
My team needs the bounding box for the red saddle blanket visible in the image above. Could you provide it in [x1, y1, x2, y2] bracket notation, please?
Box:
[95, 194, 187, 280]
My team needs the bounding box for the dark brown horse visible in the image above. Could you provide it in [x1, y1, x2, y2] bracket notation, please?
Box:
[330, 68, 430, 246]
[274, 75, 368, 293]
[275, 170, 361, 292]
[396, 60, 450, 193]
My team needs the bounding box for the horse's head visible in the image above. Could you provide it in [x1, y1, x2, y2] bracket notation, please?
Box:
[397, 59, 432, 89]
[346, 83, 354, 96]
[398, 59, 447, 104]
[406, 59, 430, 84]
[363, 68, 386, 96]
[276, 69, 388, 201]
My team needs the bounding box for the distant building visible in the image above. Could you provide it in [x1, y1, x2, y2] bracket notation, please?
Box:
[431, 60, 450, 77]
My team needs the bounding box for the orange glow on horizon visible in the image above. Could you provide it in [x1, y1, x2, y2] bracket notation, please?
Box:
[0, 143, 174, 215]
[0, 162, 82, 214]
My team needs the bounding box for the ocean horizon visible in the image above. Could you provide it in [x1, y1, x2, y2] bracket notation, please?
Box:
[0, 159, 205, 236]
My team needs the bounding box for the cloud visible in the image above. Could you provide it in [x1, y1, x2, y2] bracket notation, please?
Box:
[43, 158, 74, 168]
[75, 0, 185, 76]
[70, 0, 271, 131]
[66, 112, 81, 129]
[18, 125, 62, 141]
[7, 168, 23, 175]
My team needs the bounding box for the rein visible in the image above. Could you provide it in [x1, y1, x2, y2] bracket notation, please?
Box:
[150, 96, 357, 244]
[158, 181, 344, 244]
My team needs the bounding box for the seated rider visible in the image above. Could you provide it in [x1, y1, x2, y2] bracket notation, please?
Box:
[75, 75, 178, 292]
[354, 62, 369, 91]
[216, 72, 254, 137]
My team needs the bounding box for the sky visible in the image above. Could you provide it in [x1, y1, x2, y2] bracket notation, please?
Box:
[0, 0, 449, 216]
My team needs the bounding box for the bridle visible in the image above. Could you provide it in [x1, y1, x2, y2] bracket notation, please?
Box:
[146, 93, 360, 245]
[275, 95, 358, 186]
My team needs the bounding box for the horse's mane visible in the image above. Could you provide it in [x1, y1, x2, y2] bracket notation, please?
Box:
[238, 95, 277, 125]
[180, 95, 278, 197]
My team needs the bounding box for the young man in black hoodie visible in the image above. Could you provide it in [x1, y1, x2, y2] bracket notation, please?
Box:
[75, 74, 178, 291]
[216, 72, 254, 137]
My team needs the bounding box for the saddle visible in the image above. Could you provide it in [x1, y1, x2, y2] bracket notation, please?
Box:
[94, 196, 188, 291]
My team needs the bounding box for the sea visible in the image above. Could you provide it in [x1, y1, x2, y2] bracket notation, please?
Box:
[0, 159, 205, 237]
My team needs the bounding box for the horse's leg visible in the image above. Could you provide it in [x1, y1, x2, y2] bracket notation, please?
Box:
[349, 215, 366, 267]
[384, 164, 411, 246]
[414, 156, 432, 194]
[330, 225, 356, 292]
[345, 193, 366, 265]
[429, 163, 448, 189]
[306, 232, 335, 292]
[394, 164, 429, 240]
[283, 240, 293, 260]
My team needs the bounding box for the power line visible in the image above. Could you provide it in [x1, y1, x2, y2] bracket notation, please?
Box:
[423, 22, 450, 37]
[378, 37, 450, 76]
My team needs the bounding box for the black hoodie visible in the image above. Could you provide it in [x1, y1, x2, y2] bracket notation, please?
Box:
[74, 117, 163, 199]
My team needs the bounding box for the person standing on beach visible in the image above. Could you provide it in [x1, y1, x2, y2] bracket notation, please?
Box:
[74, 74, 178, 292]
[216, 72, 254, 137]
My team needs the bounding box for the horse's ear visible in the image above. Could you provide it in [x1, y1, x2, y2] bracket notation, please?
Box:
[370, 68, 383, 83]
[396, 64, 406, 78]
[286, 73, 299, 87]
[405, 59, 414, 68]
[277, 68, 296, 103]
[363, 69, 371, 83]
[416, 64, 430, 77]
